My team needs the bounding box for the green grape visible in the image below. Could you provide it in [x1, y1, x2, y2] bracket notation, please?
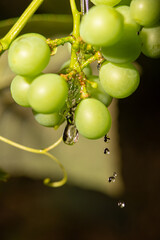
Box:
[130, 0, 160, 27]
[28, 73, 68, 113]
[80, 5, 124, 47]
[99, 61, 140, 98]
[75, 98, 111, 139]
[90, 0, 121, 6]
[140, 24, 160, 58]
[116, 5, 140, 31]
[102, 27, 142, 63]
[8, 33, 51, 76]
[33, 111, 64, 128]
[86, 76, 113, 106]
[10, 75, 34, 107]
[60, 60, 92, 76]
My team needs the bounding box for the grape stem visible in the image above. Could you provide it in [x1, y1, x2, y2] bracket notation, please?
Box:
[0, 135, 67, 187]
[0, 0, 44, 53]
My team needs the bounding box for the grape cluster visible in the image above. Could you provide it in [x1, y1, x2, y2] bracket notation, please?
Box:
[8, 0, 160, 142]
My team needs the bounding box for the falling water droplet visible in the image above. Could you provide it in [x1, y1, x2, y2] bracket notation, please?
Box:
[104, 148, 110, 154]
[104, 135, 110, 142]
[108, 176, 115, 183]
[113, 172, 117, 177]
[63, 123, 79, 145]
[118, 201, 125, 208]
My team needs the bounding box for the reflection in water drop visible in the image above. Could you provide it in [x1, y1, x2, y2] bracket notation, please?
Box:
[118, 201, 125, 208]
[104, 148, 110, 154]
[63, 123, 79, 145]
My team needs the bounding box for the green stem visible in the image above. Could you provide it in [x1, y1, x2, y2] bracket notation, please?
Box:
[81, 51, 103, 69]
[0, 0, 44, 51]
[69, 0, 81, 70]
[0, 135, 67, 187]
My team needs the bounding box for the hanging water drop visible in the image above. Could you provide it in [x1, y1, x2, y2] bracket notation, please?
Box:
[118, 201, 125, 208]
[63, 123, 79, 145]
[104, 148, 110, 154]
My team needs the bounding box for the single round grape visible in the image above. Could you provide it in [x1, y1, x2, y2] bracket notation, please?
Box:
[10, 75, 34, 107]
[33, 111, 64, 127]
[140, 24, 160, 58]
[75, 98, 111, 139]
[60, 60, 92, 77]
[90, 0, 121, 6]
[99, 61, 140, 98]
[116, 5, 140, 31]
[80, 5, 124, 47]
[28, 73, 68, 113]
[86, 76, 113, 106]
[102, 27, 142, 63]
[130, 0, 160, 27]
[8, 33, 51, 76]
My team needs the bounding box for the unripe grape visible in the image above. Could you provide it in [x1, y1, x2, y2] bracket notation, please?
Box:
[130, 0, 160, 27]
[99, 61, 140, 98]
[28, 73, 68, 113]
[116, 5, 140, 31]
[33, 111, 64, 127]
[140, 24, 160, 58]
[8, 33, 51, 76]
[102, 27, 142, 63]
[80, 5, 124, 47]
[75, 98, 111, 139]
[10, 75, 34, 107]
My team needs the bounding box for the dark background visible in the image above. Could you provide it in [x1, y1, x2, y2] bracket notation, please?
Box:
[0, 0, 160, 239]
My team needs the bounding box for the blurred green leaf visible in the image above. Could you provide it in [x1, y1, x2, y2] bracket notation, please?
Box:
[0, 168, 10, 182]
[0, 14, 72, 38]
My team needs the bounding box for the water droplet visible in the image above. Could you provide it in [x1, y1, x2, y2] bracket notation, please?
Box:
[108, 176, 115, 183]
[118, 201, 125, 208]
[104, 135, 110, 142]
[104, 148, 110, 154]
[63, 123, 79, 145]
[113, 172, 117, 177]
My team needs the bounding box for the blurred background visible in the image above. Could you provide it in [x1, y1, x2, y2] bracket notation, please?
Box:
[0, 0, 160, 239]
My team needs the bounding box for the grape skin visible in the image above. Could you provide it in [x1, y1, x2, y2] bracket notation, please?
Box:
[75, 98, 111, 139]
[140, 24, 160, 58]
[8, 33, 51, 76]
[28, 73, 68, 114]
[99, 61, 140, 98]
[33, 111, 64, 127]
[10, 75, 34, 107]
[130, 0, 160, 27]
[80, 5, 124, 47]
